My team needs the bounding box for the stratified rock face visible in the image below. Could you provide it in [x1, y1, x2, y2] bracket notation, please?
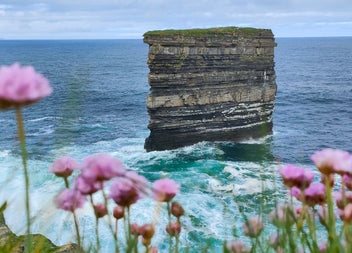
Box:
[144, 27, 277, 151]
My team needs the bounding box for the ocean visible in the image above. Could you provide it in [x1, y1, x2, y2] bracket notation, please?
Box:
[0, 37, 351, 252]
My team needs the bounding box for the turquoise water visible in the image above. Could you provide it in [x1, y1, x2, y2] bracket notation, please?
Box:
[0, 38, 351, 252]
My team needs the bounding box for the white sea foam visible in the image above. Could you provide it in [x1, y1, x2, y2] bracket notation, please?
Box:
[232, 178, 266, 195]
[0, 138, 285, 252]
[238, 134, 272, 144]
[209, 178, 234, 192]
[28, 116, 60, 122]
[0, 150, 10, 158]
[27, 125, 55, 137]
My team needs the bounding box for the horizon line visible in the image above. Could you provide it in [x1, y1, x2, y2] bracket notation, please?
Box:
[1, 35, 352, 41]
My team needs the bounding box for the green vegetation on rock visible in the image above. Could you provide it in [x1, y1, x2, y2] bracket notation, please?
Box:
[144, 26, 270, 37]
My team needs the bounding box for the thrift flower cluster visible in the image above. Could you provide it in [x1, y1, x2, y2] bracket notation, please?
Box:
[225, 148, 352, 253]
[0, 63, 52, 109]
[50, 153, 183, 252]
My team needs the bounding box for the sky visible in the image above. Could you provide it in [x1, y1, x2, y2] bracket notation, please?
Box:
[0, 0, 351, 39]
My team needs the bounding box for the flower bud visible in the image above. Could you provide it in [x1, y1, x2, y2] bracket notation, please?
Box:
[113, 206, 124, 220]
[226, 240, 250, 253]
[166, 221, 181, 237]
[149, 246, 158, 253]
[141, 224, 155, 239]
[131, 223, 141, 236]
[242, 216, 263, 238]
[171, 201, 184, 218]
[318, 241, 327, 252]
[142, 237, 151, 247]
[94, 203, 107, 218]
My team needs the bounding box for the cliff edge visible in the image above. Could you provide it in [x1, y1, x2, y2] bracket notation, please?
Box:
[144, 27, 277, 151]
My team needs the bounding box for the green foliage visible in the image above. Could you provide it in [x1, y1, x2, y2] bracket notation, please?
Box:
[144, 26, 268, 38]
[0, 202, 6, 214]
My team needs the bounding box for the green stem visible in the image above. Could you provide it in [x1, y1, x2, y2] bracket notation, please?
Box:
[64, 177, 70, 189]
[125, 206, 135, 253]
[72, 210, 81, 248]
[16, 106, 32, 253]
[127, 206, 131, 240]
[308, 207, 318, 251]
[90, 195, 100, 252]
[101, 185, 119, 253]
[96, 217, 100, 252]
[124, 210, 128, 247]
[175, 235, 179, 253]
[167, 202, 172, 253]
[325, 177, 336, 247]
[115, 219, 119, 250]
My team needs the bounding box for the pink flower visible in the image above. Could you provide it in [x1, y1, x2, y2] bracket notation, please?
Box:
[318, 241, 327, 252]
[165, 221, 181, 237]
[321, 173, 335, 187]
[290, 186, 301, 200]
[149, 246, 158, 253]
[343, 174, 352, 190]
[269, 204, 296, 227]
[93, 203, 107, 218]
[339, 203, 352, 223]
[226, 240, 250, 253]
[110, 177, 141, 207]
[279, 164, 314, 189]
[142, 237, 151, 247]
[294, 206, 303, 217]
[334, 191, 352, 209]
[140, 224, 155, 239]
[50, 156, 79, 178]
[130, 223, 142, 236]
[269, 233, 285, 249]
[304, 182, 326, 206]
[311, 148, 350, 175]
[126, 171, 148, 196]
[291, 183, 326, 206]
[74, 174, 102, 195]
[81, 153, 125, 182]
[335, 154, 352, 176]
[0, 63, 52, 109]
[242, 216, 263, 238]
[113, 206, 124, 220]
[317, 206, 329, 226]
[171, 201, 184, 218]
[55, 189, 85, 212]
[152, 178, 179, 202]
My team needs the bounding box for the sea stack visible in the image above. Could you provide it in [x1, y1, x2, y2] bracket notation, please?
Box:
[144, 27, 277, 151]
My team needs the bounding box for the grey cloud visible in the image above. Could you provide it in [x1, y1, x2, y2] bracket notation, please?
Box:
[0, 0, 351, 38]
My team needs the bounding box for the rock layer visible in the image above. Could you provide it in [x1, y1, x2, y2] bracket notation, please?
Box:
[144, 27, 277, 151]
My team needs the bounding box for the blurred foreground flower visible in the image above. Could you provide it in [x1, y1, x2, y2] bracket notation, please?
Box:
[291, 182, 326, 207]
[242, 216, 263, 238]
[55, 189, 86, 212]
[279, 164, 314, 189]
[81, 153, 126, 182]
[50, 156, 79, 178]
[226, 240, 250, 253]
[311, 148, 351, 175]
[0, 63, 52, 109]
[153, 178, 180, 202]
[110, 177, 142, 207]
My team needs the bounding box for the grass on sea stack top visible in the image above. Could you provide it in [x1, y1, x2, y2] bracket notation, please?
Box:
[144, 26, 270, 37]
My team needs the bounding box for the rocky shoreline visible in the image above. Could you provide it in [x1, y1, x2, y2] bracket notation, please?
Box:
[0, 212, 83, 253]
[143, 27, 277, 151]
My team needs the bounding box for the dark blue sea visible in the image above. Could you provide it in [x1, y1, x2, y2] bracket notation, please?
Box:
[0, 37, 351, 252]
